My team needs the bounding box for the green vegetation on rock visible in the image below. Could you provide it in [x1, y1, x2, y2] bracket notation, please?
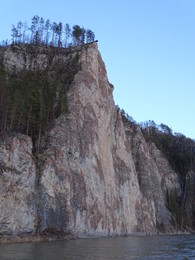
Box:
[0, 44, 81, 151]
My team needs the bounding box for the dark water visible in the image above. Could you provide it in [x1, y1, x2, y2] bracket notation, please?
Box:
[0, 235, 194, 259]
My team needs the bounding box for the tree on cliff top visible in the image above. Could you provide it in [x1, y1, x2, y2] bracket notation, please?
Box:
[86, 29, 95, 43]
[72, 25, 85, 46]
[1, 15, 96, 48]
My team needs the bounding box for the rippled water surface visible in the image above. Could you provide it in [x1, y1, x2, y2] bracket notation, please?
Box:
[0, 235, 194, 259]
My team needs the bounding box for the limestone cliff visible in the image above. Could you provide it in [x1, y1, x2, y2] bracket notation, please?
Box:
[0, 43, 194, 241]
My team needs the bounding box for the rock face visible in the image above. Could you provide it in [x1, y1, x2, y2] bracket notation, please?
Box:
[0, 43, 194, 240]
[0, 134, 36, 236]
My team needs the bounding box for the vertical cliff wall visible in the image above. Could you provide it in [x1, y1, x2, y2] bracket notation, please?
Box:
[37, 43, 143, 236]
[0, 134, 36, 236]
[0, 43, 194, 241]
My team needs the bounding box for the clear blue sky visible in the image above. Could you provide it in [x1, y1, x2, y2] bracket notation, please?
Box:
[1, 0, 195, 139]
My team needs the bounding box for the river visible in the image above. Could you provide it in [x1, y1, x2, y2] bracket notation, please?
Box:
[0, 235, 194, 259]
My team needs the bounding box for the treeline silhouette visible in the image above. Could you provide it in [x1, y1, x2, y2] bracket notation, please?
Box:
[0, 15, 95, 47]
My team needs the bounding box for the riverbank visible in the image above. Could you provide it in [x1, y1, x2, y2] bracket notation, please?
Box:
[0, 229, 192, 245]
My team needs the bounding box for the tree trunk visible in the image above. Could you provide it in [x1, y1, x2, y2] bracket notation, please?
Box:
[26, 102, 32, 135]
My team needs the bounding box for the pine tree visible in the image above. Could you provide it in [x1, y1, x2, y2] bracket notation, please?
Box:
[86, 29, 95, 43]
[64, 23, 71, 48]
[11, 25, 18, 44]
[45, 19, 50, 46]
[72, 25, 83, 46]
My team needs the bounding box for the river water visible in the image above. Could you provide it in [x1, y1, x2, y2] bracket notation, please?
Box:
[0, 235, 194, 259]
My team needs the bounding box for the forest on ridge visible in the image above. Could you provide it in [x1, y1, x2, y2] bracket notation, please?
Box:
[0, 15, 95, 48]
